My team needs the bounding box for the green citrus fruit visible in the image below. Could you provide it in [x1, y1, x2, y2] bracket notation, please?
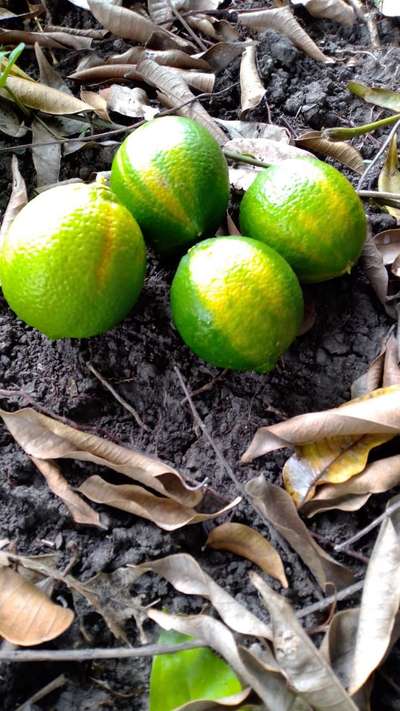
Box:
[170, 236, 303, 372]
[0, 181, 146, 339]
[110, 116, 230, 255]
[239, 157, 367, 283]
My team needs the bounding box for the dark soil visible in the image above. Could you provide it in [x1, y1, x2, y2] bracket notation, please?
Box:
[1, 2, 400, 709]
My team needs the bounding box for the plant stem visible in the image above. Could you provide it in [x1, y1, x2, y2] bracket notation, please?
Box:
[223, 148, 270, 169]
[324, 113, 400, 141]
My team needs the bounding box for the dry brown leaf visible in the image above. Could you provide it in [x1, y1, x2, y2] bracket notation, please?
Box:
[295, 131, 364, 173]
[379, 134, 400, 221]
[350, 512, 400, 694]
[32, 457, 103, 528]
[0, 566, 74, 646]
[375, 229, 400, 265]
[138, 59, 226, 143]
[173, 690, 253, 711]
[35, 44, 72, 94]
[129, 553, 272, 639]
[351, 333, 400, 398]
[69, 64, 143, 82]
[302, 454, 400, 516]
[251, 572, 358, 710]
[3, 76, 91, 115]
[242, 385, 400, 463]
[0, 97, 27, 138]
[217, 120, 289, 142]
[245, 475, 353, 590]
[78, 475, 240, 531]
[0, 28, 92, 50]
[361, 235, 396, 318]
[109, 46, 210, 71]
[240, 45, 266, 115]
[88, 0, 191, 50]
[100, 85, 158, 119]
[0, 407, 204, 507]
[148, 0, 187, 24]
[226, 137, 311, 191]
[206, 522, 288, 587]
[238, 7, 333, 64]
[0, 155, 27, 243]
[291, 0, 355, 25]
[196, 42, 246, 73]
[80, 89, 111, 122]
[31, 118, 61, 188]
[147, 609, 304, 709]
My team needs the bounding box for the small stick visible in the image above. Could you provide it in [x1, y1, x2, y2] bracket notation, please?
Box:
[296, 579, 364, 619]
[87, 363, 149, 431]
[357, 119, 400, 191]
[15, 674, 66, 711]
[168, 0, 207, 52]
[0, 640, 204, 663]
[334, 497, 400, 552]
[223, 148, 270, 169]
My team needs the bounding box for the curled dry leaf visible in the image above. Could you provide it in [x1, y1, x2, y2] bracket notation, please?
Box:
[32, 457, 103, 528]
[88, 0, 191, 50]
[350, 511, 400, 694]
[138, 59, 226, 144]
[197, 42, 246, 73]
[0, 97, 27, 138]
[80, 88, 111, 122]
[35, 43, 72, 94]
[238, 7, 333, 64]
[251, 572, 358, 710]
[217, 120, 289, 142]
[361, 235, 395, 318]
[32, 118, 61, 188]
[351, 333, 400, 399]
[0, 155, 27, 243]
[70, 63, 215, 93]
[109, 46, 211, 71]
[242, 385, 400, 463]
[302, 454, 400, 516]
[245, 475, 353, 590]
[148, 0, 187, 24]
[206, 522, 288, 587]
[348, 81, 400, 112]
[291, 0, 355, 26]
[0, 407, 204, 506]
[240, 45, 265, 115]
[78, 475, 240, 531]
[378, 134, 400, 221]
[0, 29, 92, 50]
[130, 553, 272, 639]
[147, 609, 305, 710]
[2, 76, 91, 115]
[295, 130, 364, 173]
[100, 85, 158, 119]
[0, 566, 74, 646]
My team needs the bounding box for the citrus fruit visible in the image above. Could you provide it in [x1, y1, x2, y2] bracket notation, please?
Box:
[110, 116, 230, 255]
[170, 236, 303, 372]
[0, 181, 146, 339]
[239, 157, 367, 283]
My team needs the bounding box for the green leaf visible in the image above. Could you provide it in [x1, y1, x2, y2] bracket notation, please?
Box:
[149, 629, 243, 711]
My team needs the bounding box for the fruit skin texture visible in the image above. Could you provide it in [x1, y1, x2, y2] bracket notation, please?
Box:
[0, 182, 146, 339]
[239, 157, 367, 283]
[110, 115, 230, 255]
[170, 235, 304, 373]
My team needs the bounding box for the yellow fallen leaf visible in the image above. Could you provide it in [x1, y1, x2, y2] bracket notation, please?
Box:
[4, 76, 91, 114]
[283, 433, 393, 506]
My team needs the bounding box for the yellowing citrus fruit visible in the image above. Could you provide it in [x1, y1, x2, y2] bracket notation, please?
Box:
[0, 182, 146, 339]
[170, 236, 303, 372]
[239, 157, 367, 283]
[110, 116, 230, 255]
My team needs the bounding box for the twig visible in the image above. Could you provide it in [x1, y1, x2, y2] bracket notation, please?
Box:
[296, 579, 364, 619]
[15, 674, 66, 711]
[0, 84, 236, 155]
[87, 363, 149, 431]
[335, 497, 400, 552]
[0, 640, 204, 663]
[168, 0, 207, 52]
[174, 366, 319, 594]
[357, 119, 400, 191]
[223, 148, 270, 169]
